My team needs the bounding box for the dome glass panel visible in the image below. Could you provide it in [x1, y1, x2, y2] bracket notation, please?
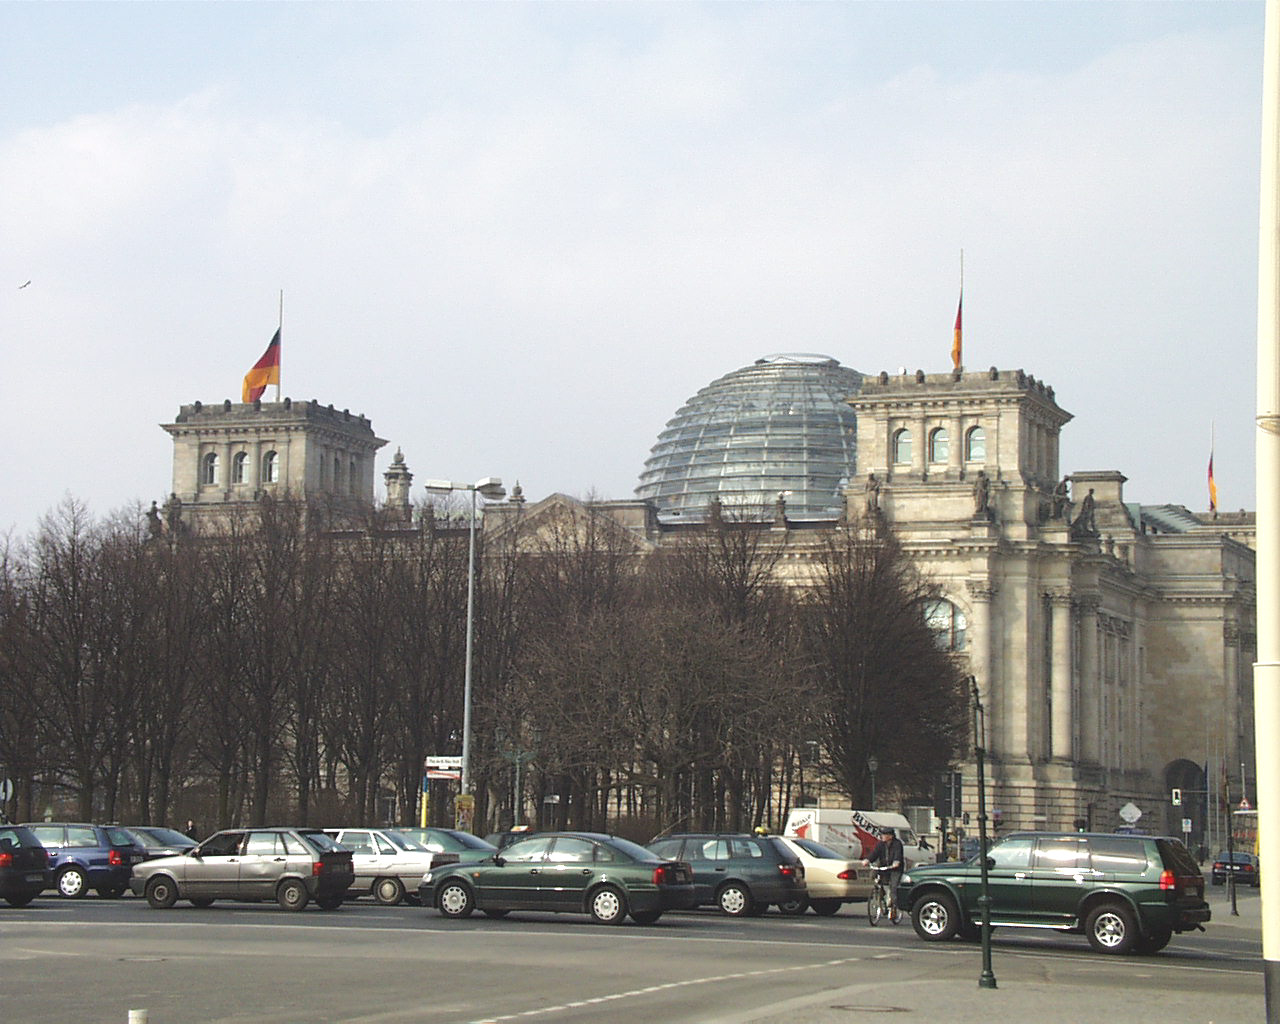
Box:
[636, 354, 863, 519]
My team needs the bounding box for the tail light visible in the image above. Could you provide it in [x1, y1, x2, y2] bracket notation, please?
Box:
[108, 849, 123, 867]
[1159, 869, 1176, 890]
[1213, 862, 1225, 871]
[778, 864, 796, 880]
[0, 852, 11, 868]
[836, 869, 852, 880]
[313, 861, 324, 876]
[653, 865, 669, 885]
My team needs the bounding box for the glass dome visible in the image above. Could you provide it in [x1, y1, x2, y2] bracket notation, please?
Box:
[636, 354, 864, 519]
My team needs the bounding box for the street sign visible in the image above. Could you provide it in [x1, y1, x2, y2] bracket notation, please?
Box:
[1171, 788, 1182, 806]
[1182, 818, 1192, 833]
[425, 756, 463, 770]
[426, 769, 460, 781]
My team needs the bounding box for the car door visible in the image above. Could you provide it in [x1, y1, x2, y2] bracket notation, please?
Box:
[1027, 835, 1093, 926]
[473, 835, 553, 909]
[185, 831, 246, 897]
[968, 835, 1035, 923]
[29, 826, 66, 874]
[684, 838, 730, 903]
[238, 831, 288, 898]
[538, 837, 600, 910]
[338, 830, 380, 890]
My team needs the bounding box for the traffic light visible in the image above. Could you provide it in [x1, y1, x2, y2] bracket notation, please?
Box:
[1171, 788, 1182, 806]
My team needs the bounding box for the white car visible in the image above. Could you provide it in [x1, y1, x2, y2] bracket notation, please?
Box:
[323, 828, 437, 906]
[776, 835, 873, 915]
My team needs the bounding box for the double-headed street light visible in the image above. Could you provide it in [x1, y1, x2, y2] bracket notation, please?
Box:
[423, 476, 505, 806]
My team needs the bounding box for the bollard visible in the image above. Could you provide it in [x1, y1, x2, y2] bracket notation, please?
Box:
[128, 1011, 148, 1024]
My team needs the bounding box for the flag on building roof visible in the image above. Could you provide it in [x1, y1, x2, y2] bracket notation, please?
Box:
[951, 291, 963, 370]
[1208, 451, 1218, 513]
[242, 329, 281, 403]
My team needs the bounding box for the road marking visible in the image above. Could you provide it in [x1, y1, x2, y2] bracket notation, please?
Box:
[459, 957, 866, 1023]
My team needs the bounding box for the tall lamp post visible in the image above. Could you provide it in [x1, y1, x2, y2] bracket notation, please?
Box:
[423, 476, 505, 813]
[867, 755, 879, 809]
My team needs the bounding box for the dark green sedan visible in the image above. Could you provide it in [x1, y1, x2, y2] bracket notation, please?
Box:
[418, 831, 696, 925]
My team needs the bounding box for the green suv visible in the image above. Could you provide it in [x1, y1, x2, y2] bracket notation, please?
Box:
[898, 831, 1209, 954]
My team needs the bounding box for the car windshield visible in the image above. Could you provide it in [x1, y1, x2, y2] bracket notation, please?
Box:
[382, 830, 427, 852]
[105, 827, 139, 846]
[1213, 851, 1254, 864]
[605, 836, 661, 862]
[448, 831, 498, 851]
[789, 837, 844, 859]
[297, 830, 344, 853]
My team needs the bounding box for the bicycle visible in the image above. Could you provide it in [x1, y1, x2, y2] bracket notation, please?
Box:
[866, 865, 901, 926]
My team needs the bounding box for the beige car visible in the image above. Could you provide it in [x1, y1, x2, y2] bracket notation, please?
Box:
[776, 835, 873, 915]
[323, 828, 437, 906]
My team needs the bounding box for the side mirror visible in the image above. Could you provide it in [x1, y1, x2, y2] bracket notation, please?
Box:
[985, 856, 996, 869]
[493, 855, 505, 868]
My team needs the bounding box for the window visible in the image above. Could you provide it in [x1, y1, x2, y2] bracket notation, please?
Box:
[925, 599, 967, 651]
[1090, 838, 1148, 873]
[246, 832, 281, 856]
[282, 832, 310, 856]
[546, 838, 595, 863]
[31, 826, 65, 847]
[648, 839, 684, 860]
[263, 451, 279, 484]
[692, 839, 730, 863]
[892, 429, 912, 465]
[232, 451, 248, 484]
[1033, 837, 1089, 872]
[729, 838, 765, 859]
[375, 834, 396, 856]
[333, 456, 342, 491]
[503, 836, 554, 863]
[201, 832, 245, 857]
[349, 458, 358, 495]
[929, 427, 949, 463]
[202, 451, 219, 485]
[67, 827, 98, 848]
[987, 836, 1034, 869]
[966, 426, 986, 462]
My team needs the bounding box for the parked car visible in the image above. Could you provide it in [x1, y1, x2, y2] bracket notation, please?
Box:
[322, 828, 436, 905]
[130, 827, 355, 911]
[0, 824, 52, 907]
[396, 826, 499, 868]
[1211, 851, 1260, 887]
[645, 833, 806, 916]
[484, 827, 539, 850]
[419, 831, 696, 925]
[898, 831, 1210, 954]
[121, 826, 198, 861]
[22, 822, 144, 898]
[775, 835, 872, 915]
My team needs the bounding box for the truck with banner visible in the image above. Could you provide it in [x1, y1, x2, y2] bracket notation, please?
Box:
[783, 807, 937, 869]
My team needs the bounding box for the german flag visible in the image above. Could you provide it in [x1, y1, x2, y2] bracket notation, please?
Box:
[951, 291, 963, 370]
[242, 329, 281, 403]
[1208, 451, 1218, 513]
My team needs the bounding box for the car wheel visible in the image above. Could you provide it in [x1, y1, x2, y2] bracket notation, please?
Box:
[190, 897, 215, 908]
[145, 876, 179, 910]
[1084, 902, 1138, 954]
[482, 908, 509, 919]
[588, 885, 627, 925]
[276, 879, 310, 912]
[717, 883, 753, 917]
[57, 866, 88, 899]
[631, 910, 662, 925]
[809, 898, 841, 917]
[4, 892, 38, 908]
[316, 893, 344, 911]
[373, 877, 405, 906]
[911, 892, 961, 941]
[777, 897, 809, 916]
[97, 886, 125, 899]
[437, 881, 475, 919]
[1134, 926, 1173, 955]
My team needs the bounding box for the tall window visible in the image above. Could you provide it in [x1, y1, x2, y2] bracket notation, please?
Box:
[231, 451, 248, 485]
[201, 451, 219, 485]
[929, 427, 949, 463]
[333, 456, 342, 491]
[349, 458, 358, 495]
[925, 599, 967, 651]
[262, 451, 279, 484]
[892, 428, 912, 465]
[966, 425, 986, 462]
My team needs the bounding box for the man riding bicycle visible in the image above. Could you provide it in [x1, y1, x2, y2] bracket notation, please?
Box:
[862, 826, 905, 914]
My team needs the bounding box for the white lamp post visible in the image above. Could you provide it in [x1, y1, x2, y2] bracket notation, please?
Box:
[423, 476, 505, 800]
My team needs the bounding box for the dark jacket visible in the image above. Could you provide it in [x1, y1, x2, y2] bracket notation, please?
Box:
[868, 836, 904, 871]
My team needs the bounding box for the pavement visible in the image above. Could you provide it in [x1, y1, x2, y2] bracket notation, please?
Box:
[709, 885, 1265, 1024]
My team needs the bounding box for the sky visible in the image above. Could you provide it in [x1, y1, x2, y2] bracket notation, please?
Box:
[0, 1, 1266, 536]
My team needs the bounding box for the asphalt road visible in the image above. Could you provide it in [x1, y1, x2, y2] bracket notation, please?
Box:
[0, 890, 1263, 1024]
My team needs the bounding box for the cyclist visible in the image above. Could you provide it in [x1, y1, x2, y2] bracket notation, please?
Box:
[862, 826, 905, 916]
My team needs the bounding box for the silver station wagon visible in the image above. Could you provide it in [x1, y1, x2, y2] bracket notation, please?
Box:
[130, 827, 354, 911]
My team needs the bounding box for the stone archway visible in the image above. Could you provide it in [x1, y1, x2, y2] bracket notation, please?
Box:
[1164, 758, 1207, 859]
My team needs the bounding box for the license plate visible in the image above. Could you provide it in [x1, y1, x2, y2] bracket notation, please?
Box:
[25, 873, 43, 882]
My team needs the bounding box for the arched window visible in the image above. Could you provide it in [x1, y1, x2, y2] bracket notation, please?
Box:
[231, 452, 248, 485]
[892, 428, 912, 465]
[929, 427, 949, 463]
[262, 451, 279, 484]
[966, 426, 986, 462]
[201, 452, 219, 486]
[925, 599, 967, 651]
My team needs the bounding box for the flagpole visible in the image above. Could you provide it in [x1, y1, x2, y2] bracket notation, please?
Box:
[276, 290, 283, 402]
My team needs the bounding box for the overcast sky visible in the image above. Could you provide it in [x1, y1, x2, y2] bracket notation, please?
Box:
[0, 1, 1264, 536]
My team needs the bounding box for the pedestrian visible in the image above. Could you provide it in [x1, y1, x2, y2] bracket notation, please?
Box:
[185, 819, 198, 841]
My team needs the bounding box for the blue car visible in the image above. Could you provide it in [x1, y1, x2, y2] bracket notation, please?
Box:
[22, 823, 144, 898]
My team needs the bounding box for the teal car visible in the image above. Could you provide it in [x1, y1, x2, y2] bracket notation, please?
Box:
[898, 831, 1209, 954]
[418, 831, 696, 925]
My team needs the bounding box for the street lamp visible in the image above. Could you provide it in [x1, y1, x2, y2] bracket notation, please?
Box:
[867, 755, 879, 809]
[423, 476, 505, 808]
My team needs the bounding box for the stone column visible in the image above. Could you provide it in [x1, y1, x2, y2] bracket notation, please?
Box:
[1077, 594, 1101, 764]
[913, 415, 927, 477]
[966, 580, 998, 753]
[1048, 589, 1074, 760]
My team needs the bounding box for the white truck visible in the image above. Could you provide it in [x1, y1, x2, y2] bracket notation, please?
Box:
[782, 808, 937, 870]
